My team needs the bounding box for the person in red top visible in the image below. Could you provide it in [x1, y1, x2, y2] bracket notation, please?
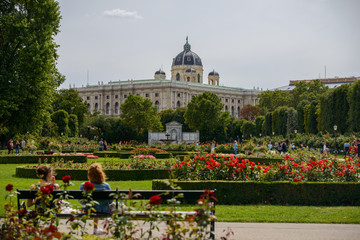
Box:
[348, 142, 358, 158]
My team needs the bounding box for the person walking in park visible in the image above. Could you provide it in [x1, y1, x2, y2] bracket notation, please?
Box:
[80, 163, 112, 235]
[15, 140, 20, 154]
[234, 140, 238, 155]
[7, 139, 13, 154]
[211, 140, 216, 153]
[21, 138, 26, 152]
[344, 140, 350, 157]
[98, 138, 104, 151]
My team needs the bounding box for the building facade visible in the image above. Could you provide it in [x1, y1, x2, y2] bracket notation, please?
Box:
[75, 39, 260, 118]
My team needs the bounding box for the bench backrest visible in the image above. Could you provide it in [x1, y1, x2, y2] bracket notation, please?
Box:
[17, 189, 216, 205]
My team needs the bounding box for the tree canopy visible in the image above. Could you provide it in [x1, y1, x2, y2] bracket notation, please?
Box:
[184, 91, 231, 142]
[0, 0, 64, 138]
[120, 94, 162, 135]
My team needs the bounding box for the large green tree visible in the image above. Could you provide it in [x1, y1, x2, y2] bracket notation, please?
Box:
[120, 94, 162, 136]
[0, 0, 64, 138]
[52, 89, 88, 127]
[258, 90, 291, 114]
[184, 91, 231, 142]
[347, 81, 360, 132]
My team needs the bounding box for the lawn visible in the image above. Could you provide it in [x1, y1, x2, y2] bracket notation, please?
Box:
[1, 162, 360, 223]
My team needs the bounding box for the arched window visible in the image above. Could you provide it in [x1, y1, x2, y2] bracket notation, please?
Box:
[87, 103, 91, 111]
[197, 74, 200, 83]
[155, 100, 160, 111]
[115, 102, 119, 114]
[95, 103, 98, 111]
[106, 102, 110, 115]
[231, 106, 234, 116]
[225, 105, 228, 111]
[237, 107, 240, 117]
[176, 101, 181, 108]
[176, 73, 180, 81]
[187, 77, 190, 82]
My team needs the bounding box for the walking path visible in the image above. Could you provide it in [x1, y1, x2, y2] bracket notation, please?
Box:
[57, 220, 360, 239]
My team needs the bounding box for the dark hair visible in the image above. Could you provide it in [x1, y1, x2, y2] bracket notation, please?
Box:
[36, 165, 55, 180]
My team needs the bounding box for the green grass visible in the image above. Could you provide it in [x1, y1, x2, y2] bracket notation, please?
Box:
[1, 163, 360, 223]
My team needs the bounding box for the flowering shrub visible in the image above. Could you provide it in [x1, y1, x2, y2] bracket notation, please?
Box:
[133, 154, 156, 160]
[130, 147, 168, 155]
[172, 153, 360, 182]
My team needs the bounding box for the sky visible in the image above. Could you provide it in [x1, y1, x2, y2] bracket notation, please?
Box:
[56, 0, 360, 90]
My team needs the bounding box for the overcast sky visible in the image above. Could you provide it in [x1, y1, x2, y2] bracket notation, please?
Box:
[56, 0, 360, 90]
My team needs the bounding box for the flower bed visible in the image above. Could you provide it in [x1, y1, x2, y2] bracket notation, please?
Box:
[172, 153, 360, 182]
[152, 179, 360, 206]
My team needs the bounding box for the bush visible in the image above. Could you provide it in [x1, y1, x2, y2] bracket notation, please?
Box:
[153, 180, 360, 206]
[16, 167, 170, 180]
[0, 155, 87, 164]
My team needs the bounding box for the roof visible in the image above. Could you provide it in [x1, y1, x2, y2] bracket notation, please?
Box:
[82, 79, 260, 92]
[274, 77, 359, 91]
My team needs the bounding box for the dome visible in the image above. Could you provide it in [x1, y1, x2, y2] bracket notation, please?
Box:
[155, 69, 165, 75]
[172, 38, 202, 67]
[208, 70, 219, 76]
[185, 68, 196, 73]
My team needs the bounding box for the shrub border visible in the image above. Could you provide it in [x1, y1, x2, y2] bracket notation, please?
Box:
[16, 166, 170, 181]
[0, 155, 87, 164]
[152, 180, 360, 206]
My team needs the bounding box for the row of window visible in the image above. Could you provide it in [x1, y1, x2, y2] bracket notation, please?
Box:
[86, 93, 160, 101]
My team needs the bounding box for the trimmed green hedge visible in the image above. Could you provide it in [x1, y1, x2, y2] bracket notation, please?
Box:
[152, 180, 360, 206]
[16, 166, 170, 181]
[0, 155, 87, 164]
[93, 151, 132, 158]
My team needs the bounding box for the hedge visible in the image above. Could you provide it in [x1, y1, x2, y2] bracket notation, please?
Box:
[152, 180, 360, 206]
[93, 151, 132, 158]
[0, 155, 87, 164]
[16, 166, 170, 181]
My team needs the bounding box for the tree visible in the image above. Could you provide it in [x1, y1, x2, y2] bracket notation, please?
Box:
[159, 107, 191, 132]
[53, 89, 88, 127]
[292, 80, 329, 105]
[258, 90, 291, 114]
[0, 0, 64, 139]
[241, 120, 256, 139]
[227, 118, 246, 141]
[304, 101, 318, 134]
[120, 94, 162, 136]
[262, 112, 272, 136]
[184, 91, 231, 142]
[255, 116, 265, 136]
[272, 106, 289, 136]
[286, 108, 298, 135]
[68, 114, 79, 137]
[296, 100, 309, 133]
[51, 110, 70, 136]
[347, 81, 360, 132]
[239, 104, 260, 121]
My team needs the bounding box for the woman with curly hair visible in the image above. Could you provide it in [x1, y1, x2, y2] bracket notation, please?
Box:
[80, 163, 112, 235]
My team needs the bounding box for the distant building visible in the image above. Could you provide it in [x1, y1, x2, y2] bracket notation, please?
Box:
[74, 38, 260, 117]
[275, 77, 360, 91]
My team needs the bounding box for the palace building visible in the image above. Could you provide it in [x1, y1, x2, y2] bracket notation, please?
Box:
[74, 38, 260, 118]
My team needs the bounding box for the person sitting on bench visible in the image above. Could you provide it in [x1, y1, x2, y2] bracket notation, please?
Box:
[80, 163, 112, 235]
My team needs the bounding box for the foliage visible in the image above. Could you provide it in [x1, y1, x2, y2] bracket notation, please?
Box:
[0, 0, 64, 140]
[262, 112, 272, 136]
[52, 89, 88, 127]
[304, 101, 318, 134]
[296, 100, 309, 134]
[51, 110, 70, 136]
[291, 80, 329, 105]
[347, 80, 360, 132]
[185, 91, 231, 142]
[120, 94, 163, 136]
[159, 107, 191, 132]
[258, 90, 291, 114]
[255, 116, 265, 136]
[239, 104, 260, 121]
[286, 108, 298, 135]
[241, 121, 256, 139]
[272, 106, 289, 136]
[68, 114, 79, 137]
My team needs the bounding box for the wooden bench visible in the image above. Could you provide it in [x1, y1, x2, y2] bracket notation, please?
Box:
[17, 189, 216, 238]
